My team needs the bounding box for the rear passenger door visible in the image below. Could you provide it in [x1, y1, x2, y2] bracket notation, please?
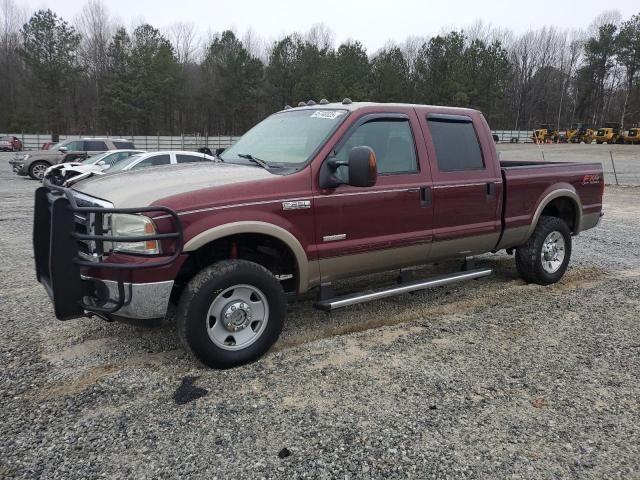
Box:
[419, 113, 502, 257]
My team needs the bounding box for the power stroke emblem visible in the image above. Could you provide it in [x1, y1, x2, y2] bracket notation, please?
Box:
[282, 200, 311, 210]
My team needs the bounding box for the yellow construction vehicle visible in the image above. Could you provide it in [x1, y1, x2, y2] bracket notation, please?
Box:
[566, 123, 595, 144]
[531, 124, 559, 143]
[593, 122, 623, 144]
[621, 127, 640, 144]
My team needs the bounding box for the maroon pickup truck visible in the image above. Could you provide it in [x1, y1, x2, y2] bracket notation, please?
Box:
[34, 101, 604, 368]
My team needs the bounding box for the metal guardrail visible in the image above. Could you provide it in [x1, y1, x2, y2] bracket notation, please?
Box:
[1, 133, 241, 151]
[5, 131, 539, 150]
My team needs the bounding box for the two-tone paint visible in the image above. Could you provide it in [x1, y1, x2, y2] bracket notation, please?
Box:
[73, 102, 604, 298]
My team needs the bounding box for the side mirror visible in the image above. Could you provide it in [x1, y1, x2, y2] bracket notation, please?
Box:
[346, 146, 377, 187]
[58, 146, 68, 153]
[319, 146, 377, 189]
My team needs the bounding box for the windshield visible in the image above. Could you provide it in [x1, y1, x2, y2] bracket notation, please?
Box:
[80, 151, 110, 165]
[47, 141, 66, 151]
[220, 109, 348, 169]
[106, 154, 144, 173]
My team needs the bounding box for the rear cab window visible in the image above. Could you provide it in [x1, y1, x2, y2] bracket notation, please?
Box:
[427, 115, 484, 172]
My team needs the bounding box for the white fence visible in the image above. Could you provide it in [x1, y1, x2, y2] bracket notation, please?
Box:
[3, 130, 538, 151]
[1, 133, 241, 151]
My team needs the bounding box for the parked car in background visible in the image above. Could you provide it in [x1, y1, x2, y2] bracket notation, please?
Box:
[43, 149, 145, 186]
[58, 150, 218, 187]
[9, 137, 135, 180]
[0, 136, 23, 152]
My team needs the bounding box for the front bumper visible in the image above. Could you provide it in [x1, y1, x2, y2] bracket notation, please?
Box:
[83, 277, 174, 319]
[33, 184, 183, 321]
[9, 160, 27, 175]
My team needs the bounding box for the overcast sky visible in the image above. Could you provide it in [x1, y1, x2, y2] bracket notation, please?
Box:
[23, 0, 637, 52]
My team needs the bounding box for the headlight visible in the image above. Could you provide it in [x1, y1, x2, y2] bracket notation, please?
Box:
[110, 214, 159, 254]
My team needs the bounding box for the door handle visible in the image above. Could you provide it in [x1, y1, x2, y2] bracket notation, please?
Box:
[486, 182, 496, 196]
[420, 186, 431, 207]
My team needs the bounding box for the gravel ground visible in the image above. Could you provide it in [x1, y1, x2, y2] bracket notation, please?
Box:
[1, 150, 639, 479]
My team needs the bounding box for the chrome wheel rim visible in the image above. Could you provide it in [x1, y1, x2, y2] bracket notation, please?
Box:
[206, 284, 269, 351]
[541, 231, 565, 274]
[31, 163, 47, 179]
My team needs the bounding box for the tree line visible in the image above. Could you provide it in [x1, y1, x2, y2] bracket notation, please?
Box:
[1, 1, 639, 136]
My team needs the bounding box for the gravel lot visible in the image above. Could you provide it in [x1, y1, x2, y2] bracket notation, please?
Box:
[1, 149, 639, 479]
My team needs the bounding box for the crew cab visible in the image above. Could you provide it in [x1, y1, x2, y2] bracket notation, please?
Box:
[33, 101, 604, 368]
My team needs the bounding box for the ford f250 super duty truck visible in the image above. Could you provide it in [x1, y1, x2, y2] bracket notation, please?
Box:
[33, 101, 604, 368]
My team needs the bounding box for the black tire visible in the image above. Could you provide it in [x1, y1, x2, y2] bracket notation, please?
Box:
[515, 216, 572, 285]
[177, 260, 286, 369]
[28, 161, 50, 180]
[596, 141, 603, 144]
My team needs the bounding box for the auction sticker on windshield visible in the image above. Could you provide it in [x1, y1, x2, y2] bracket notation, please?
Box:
[311, 110, 345, 120]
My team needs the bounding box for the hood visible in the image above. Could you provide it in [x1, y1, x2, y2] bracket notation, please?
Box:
[30, 149, 64, 159]
[72, 161, 274, 207]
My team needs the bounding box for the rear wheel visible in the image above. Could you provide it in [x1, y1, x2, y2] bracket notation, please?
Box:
[515, 216, 572, 285]
[28, 161, 49, 180]
[177, 260, 286, 369]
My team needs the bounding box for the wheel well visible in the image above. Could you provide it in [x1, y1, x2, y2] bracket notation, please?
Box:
[175, 233, 298, 295]
[540, 197, 578, 232]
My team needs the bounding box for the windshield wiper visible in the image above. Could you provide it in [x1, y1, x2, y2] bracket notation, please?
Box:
[237, 153, 269, 170]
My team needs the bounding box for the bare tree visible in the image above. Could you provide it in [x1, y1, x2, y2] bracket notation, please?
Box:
[0, 0, 26, 130]
[306, 22, 334, 50]
[167, 21, 200, 64]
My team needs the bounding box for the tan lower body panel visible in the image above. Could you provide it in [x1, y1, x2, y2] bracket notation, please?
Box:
[316, 233, 499, 286]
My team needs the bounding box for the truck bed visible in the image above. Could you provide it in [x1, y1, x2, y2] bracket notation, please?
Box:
[497, 159, 604, 249]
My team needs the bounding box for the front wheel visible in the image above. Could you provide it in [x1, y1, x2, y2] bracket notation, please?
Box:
[177, 260, 286, 369]
[28, 161, 49, 180]
[515, 216, 572, 285]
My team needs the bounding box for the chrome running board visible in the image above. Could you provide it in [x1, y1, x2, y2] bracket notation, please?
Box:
[315, 268, 492, 312]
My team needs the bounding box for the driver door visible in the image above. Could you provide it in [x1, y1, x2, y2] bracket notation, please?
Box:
[313, 112, 433, 283]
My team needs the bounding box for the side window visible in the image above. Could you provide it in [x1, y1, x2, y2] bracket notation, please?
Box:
[427, 118, 484, 171]
[176, 154, 205, 164]
[104, 151, 129, 165]
[85, 140, 108, 151]
[135, 154, 171, 168]
[334, 118, 418, 175]
[65, 140, 85, 151]
[113, 141, 135, 149]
